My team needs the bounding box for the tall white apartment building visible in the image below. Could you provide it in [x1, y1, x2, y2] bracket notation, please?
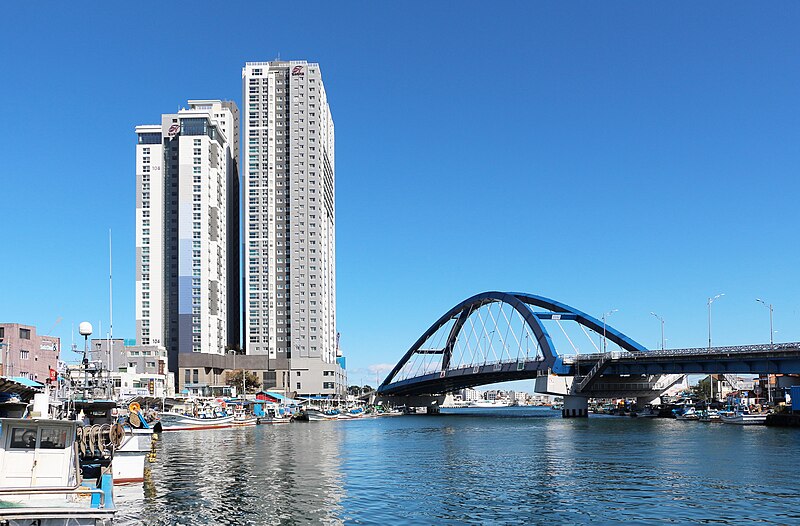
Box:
[135, 100, 240, 377]
[242, 61, 345, 397]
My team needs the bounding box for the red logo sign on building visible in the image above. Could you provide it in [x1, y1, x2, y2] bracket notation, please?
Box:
[291, 65, 304, 76]
[168, 123, 180, 137]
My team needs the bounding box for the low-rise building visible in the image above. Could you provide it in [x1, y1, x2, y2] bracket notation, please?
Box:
[0, 323, 60, 383]
[112, 345, 174, 399]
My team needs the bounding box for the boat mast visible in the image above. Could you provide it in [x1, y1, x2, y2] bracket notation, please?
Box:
[109, 228, 114, 392]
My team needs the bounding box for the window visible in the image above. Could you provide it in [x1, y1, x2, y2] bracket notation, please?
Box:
[20, 350, 29, 360]
[40, 427, 68, 449]
[193, 369, 199, 383]
[19, 328, 31, 340]
[10, 427, 37, 449]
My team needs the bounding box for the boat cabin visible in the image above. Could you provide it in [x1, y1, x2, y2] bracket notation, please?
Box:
[0, 418, 78, 493]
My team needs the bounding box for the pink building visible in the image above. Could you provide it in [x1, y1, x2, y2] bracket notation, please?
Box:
[0, 323, 60, 384]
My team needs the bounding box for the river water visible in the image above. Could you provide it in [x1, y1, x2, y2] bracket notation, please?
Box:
[115, 407, 800, 525]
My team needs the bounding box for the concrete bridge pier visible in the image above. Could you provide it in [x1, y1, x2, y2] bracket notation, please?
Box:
[562, 396, 588, 418]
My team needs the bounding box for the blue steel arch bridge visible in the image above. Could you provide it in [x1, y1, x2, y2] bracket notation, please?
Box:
[377, 291, 800, 415]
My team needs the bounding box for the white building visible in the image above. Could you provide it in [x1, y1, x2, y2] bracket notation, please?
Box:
[135, 100, 240, 378]
[113, 346, 175, 399]
[241, 61, 345, 398]
[459, 387, 481, 402]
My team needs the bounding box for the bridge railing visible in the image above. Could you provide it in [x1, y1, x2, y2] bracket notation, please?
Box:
[562, 342, 800, 364]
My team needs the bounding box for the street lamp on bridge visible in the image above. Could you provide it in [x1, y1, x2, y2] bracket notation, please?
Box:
[602, 309, 618, 353]
[707, 293, 724, 351]
[650, 312, 665, 351]
[756, 298, 775, 405]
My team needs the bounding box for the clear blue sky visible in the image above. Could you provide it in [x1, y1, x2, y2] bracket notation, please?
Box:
[1, 2, 798, 387]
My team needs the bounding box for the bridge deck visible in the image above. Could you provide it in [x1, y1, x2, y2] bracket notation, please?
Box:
[379, 342, 800, 396]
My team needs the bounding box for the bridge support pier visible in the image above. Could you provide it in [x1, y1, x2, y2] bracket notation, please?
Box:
[562, 396, 588, 418]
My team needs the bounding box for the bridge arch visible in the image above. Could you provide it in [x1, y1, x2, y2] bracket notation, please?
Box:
[378, 291, 646, 394]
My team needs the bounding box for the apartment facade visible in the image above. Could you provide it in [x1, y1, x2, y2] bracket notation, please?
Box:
[135, 100, 240, 376]
[241, 61, 345, 397]
[0, 323, 60, 383]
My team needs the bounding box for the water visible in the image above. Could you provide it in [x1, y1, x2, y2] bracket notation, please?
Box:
[117, 408, 800, 524]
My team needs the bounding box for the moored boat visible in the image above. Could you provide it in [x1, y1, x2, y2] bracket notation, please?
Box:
[258, 405, 292, 424]
[699, 409, 722, 423]
[338, 407, 365, 419]
[675, 407, 700, 421]
[159, 413, 235, 431]
[721, 406, 767, 425]
[231, 405, 260, 427]
[0, 417, 116, 525]
[67, 400, 155, 485]
[305, 408, 339, 421]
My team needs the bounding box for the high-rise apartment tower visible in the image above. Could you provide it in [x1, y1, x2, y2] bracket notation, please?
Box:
[242, 61, 345, 397]
[135, 100, 240, 376]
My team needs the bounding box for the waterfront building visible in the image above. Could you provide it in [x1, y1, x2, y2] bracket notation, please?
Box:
[112, 345, 174, 398]
[0, 323, 60, 383]
[135, 100, 240, 378]
[458, 387, 481, 402]
[241, 60, 346, 398]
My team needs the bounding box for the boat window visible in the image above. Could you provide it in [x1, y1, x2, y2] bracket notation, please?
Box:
[9, 427, 37, 449]
[40, 427, 69, 449]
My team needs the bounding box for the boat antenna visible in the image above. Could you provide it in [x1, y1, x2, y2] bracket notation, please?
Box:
[109, 228, 113, 373]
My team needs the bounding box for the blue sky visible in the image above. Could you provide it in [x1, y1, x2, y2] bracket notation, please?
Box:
[1, 2, 798, 388]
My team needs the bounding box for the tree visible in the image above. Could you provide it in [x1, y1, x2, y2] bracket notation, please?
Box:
[691, 377, 711, 401]
[226, 370, 261, 394]
[347, 385, 361, 396]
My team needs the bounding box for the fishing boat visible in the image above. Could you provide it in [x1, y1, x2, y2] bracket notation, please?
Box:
[304, 407, 339, 421]
[721, 406, 767, 425]
[68, 400, 156, 485]
[260, 406, 292, 424]
[338, 407, 365, 419]
[699, 409, 722, 423]
[159, 412, 234, 431]
[0, 417, 116, 525]
[675, 407, 700, 421]
[160, 399, 234, 431]
[631, 408, 659, 418]
[230, 405, 260, 427]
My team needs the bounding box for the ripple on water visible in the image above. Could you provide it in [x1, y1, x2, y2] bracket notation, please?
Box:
[115, 409, 800, 524]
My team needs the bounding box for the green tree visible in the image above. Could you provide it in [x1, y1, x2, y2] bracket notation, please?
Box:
[691, 377, 711, 401]
[226, 370, 261, 394]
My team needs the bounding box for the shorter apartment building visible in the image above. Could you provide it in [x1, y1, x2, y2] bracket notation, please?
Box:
[63, 344, 174, 400]
[177, 353, 346, 398]
[0, 323, 60, 383]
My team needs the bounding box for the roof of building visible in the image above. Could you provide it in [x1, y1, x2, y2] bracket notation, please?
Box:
[0, 376, 44, 400]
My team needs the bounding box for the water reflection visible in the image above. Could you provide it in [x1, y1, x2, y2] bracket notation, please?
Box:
[117, 409, 800, 524]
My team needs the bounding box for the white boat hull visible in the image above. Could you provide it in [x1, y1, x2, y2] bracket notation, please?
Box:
[260, 417, 291, 424]
[306, 410, 338, 421]
[721, 414, 767, 425]
[160, 414, 235, 431]
[232, 417, 260, 427]
[114, 428, 154, 484]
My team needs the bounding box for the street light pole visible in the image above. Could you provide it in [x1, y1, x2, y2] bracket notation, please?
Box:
[707, 294, 724, 404]
[756, 298, 774, 404]
[602, 310, 618, 353]
[707, 293, 724, 351]
[650, 312, 665, 351]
